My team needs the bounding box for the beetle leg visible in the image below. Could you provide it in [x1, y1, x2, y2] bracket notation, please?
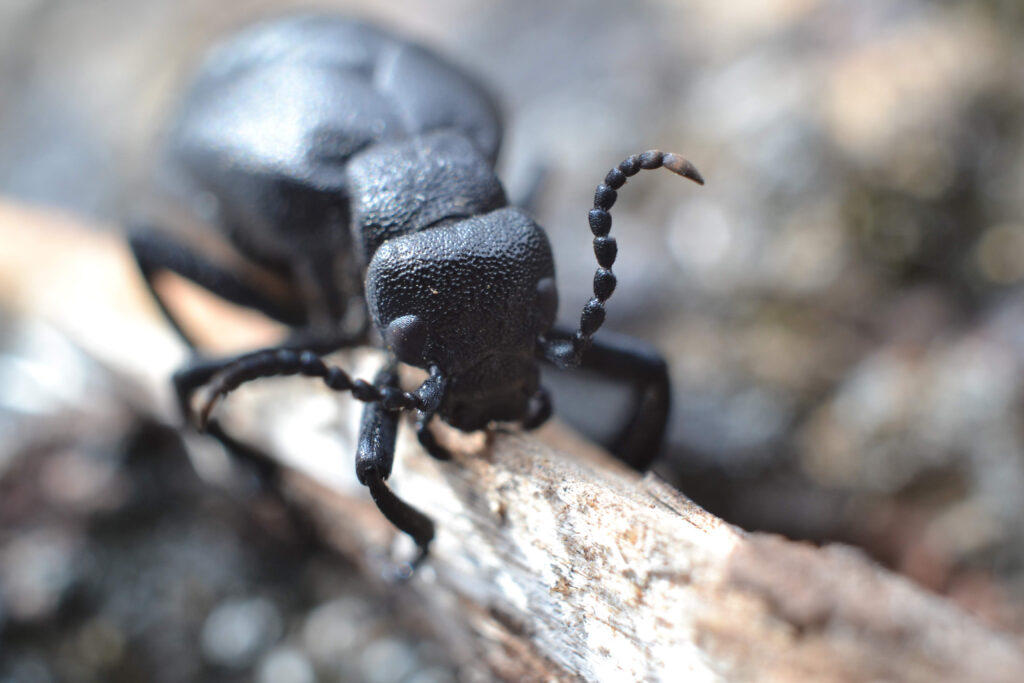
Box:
[128, 227, 307, 348]
[414, 412, 451, 461]
[357, 366, 434, 563]
[412, 366, 451, 460]
[522, 387, 552, 430]
[539, 325, 669, 471]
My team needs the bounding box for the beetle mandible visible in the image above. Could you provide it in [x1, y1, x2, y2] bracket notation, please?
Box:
[129, 15, 703, 562]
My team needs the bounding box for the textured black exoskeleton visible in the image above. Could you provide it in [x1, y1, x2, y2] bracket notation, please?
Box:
[130, 15, 703, 563]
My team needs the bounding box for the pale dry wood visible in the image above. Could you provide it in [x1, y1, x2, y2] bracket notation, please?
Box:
[2, 201, 1022, 682]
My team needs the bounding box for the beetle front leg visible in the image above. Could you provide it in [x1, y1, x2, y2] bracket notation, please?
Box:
[357, 367, 435, 563]
[412, 366, 451, 461]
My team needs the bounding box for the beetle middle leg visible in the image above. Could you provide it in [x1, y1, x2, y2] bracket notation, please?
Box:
[542, 325, 670, 471]
[522, 387, 553, 430]
[130, 225, 372, 418]
[128, 226, 307, 349]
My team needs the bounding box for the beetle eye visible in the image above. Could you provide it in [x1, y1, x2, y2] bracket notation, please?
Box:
[385, 314, 429, 362]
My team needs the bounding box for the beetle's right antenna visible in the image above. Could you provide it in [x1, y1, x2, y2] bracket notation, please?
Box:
[544, 150, 703, 368]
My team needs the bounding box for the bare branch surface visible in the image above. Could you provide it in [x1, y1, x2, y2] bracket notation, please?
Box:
[3, 201, 1022, 682]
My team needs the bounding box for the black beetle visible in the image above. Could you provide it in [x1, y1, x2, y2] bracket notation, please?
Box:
[129, 15, 703, 562]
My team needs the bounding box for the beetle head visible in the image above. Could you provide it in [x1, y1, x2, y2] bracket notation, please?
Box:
[366, 208, 557, 426]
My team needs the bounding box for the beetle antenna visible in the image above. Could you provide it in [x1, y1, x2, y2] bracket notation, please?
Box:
[546, 150, 703, 368]
[196, 349, 430, 429]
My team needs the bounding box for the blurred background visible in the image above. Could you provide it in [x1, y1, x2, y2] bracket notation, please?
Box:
[1, 0, 1023, 680]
